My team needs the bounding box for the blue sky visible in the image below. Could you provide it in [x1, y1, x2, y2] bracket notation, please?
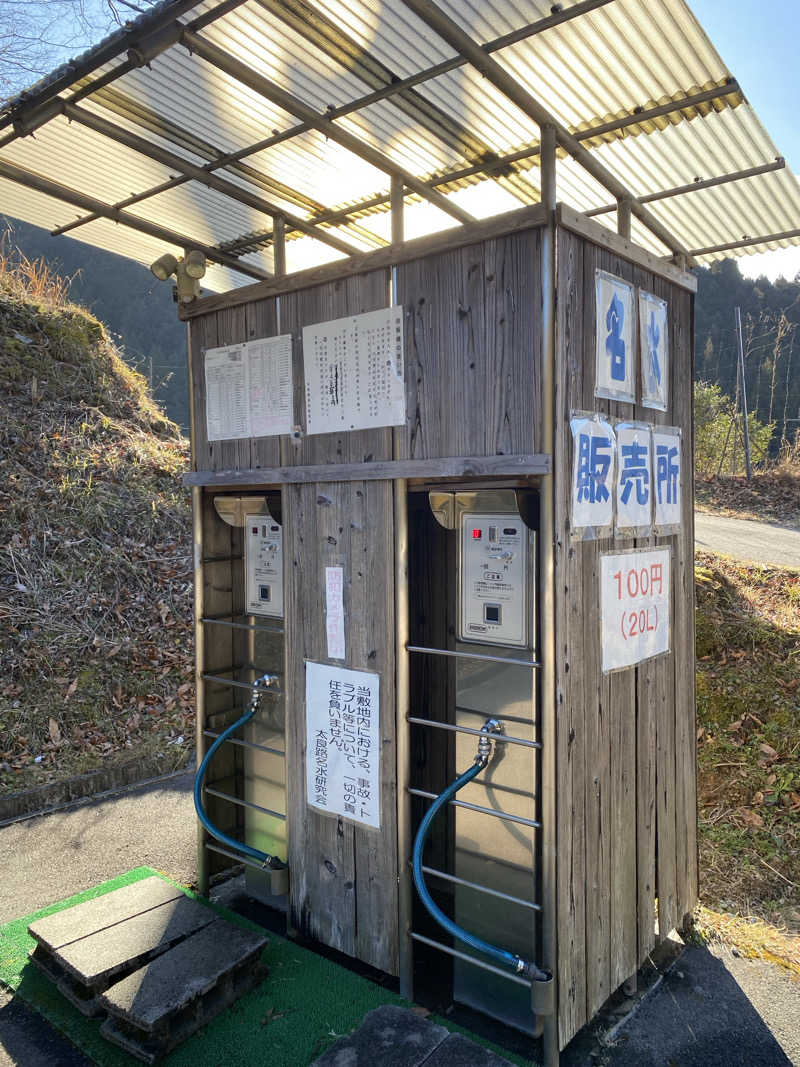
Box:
[688, 0, 800, 280]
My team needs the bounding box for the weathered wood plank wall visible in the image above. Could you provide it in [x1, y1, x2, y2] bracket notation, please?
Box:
[553, 226, 697, 1049]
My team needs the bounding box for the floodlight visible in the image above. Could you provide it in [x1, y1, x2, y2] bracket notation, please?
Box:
[150, 253, 178, 281]
[183, 250, 207, 279]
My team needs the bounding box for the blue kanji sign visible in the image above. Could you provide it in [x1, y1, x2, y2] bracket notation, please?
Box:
[615, 423, 653, 535]
[570, 415, 615, 534]
[595, 271, 635, 403]
[639, 291, 669, 411]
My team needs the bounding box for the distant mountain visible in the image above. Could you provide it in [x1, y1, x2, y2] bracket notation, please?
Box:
[1, 216, 190, 429]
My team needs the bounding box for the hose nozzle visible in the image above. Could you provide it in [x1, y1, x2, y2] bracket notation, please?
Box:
[249, 672, 280, 712]
[475, 717, 503, 767]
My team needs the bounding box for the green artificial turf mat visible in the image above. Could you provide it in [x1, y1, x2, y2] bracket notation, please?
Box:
[0, 867, 534, 1066]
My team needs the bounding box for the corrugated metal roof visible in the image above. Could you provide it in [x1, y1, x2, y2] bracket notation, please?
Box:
[1, 0, 797, 292]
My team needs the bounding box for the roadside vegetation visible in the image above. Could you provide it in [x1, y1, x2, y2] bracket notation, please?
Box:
[0, 246, 194, 796]
[694, 553, 799, 973]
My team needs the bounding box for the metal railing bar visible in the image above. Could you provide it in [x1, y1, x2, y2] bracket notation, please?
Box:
[407, 716, 541, 749]
[409, 932, 531, 987]
[204, 787, 286, 821]
[420, 865, 541, 911]
[204, 842, 266, 873]
[455, 705, 536, 729]
[406, 645, 540, 668]
[201, 673, 284, 695]
[201, 615, 285, 634]
[408, 788, 541, 829]
[203, 730, 285, 758]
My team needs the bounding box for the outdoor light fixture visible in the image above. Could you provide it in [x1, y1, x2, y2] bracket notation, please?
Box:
[183, 249, 207, 279]
[149, 250, 206, 302]
[149, 252, 178, 281]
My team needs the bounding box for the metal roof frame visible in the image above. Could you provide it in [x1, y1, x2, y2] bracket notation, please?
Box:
[0, 0, 798, 289]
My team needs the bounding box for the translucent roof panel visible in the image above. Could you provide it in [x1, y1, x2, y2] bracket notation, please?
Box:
[0, 0, 796, 293]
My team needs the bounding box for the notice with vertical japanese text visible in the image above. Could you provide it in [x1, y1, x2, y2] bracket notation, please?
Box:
[305, 661, 380, 828]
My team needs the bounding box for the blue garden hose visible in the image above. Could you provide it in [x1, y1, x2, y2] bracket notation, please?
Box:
[194, 673, 280, 867]
[412, 720, 549, 982]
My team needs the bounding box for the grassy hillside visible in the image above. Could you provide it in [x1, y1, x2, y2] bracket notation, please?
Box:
[695, 554, 799, 948]
[0, 255, 194, 795]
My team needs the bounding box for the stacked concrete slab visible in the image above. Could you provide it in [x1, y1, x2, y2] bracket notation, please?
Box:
[28, 876, 267, 1063]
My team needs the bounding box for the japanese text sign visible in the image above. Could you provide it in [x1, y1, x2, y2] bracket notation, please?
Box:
[639, 291, 669, 411]
[615, 422, 652, 536]
[652, 427, 682, 532]
[305, 661, 380, 828]
[595, 270, 635, 403]
[601, 548, 671, 672]
[570, 414, 615, 536]
[303, 306, 405, 435]
[205, 335, 293, 441]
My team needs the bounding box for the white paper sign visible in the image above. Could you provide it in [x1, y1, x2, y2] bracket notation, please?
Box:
[205, 344, 249, 441]
[652, 427, 682, 532]
[303, 306, 405, 435]
[615, 422, 653, 537]
[639, 291, 668, 411]
[595, 271, 635, 403]
[325, 566, 345, 661]
[205, 334, 293, 441]
[570, 414, 616, 535]
[248, 335, 294, 437]
[601, 548, 671, 672]
[305, 661, 380, 828]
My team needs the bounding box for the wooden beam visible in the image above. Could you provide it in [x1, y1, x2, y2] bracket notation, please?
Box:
[398, 0, 691, 258]
[180, 202, 549, 319]
[557, 204, 697, 292]
[0, 157, 270, 281]
[183, 453, 552, 488]
[62, 102, 360, 258]
[181, 28, 475, 228]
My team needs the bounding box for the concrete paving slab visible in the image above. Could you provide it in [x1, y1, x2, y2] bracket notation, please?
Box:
[312, 1006, 517, 1067]
[40, 893, 216, 988]
[424, 1033, 516, 1066]
[28, 876, 183, 953]
[313, 1005, 450, 1067]
[99, 917, 268, 1063]
[100, 917, 266, 1030]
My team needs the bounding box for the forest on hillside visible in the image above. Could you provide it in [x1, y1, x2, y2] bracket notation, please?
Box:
[3, 213, 799, 455]
[695, 260, 800, 457]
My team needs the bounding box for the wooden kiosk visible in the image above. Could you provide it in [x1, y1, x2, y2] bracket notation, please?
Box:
[182, 198, 697, 1059]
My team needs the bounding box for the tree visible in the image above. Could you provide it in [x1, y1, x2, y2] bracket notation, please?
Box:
[0, 0, 159, 99]
[694, 381, 773, 478]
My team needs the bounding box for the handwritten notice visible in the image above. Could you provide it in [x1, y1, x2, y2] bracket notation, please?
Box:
[615, 422, 653, 537]
[570, 413, 616, 537]
[305, 661, 380, 828]
[303, 306, 405, 434]
[205, 334, 293, 441]
[639, 291, 668, 411]
[600, 548, 671, 672]
[652, 427, 682, 533]
[325, 566, 345, 661]
[595, 270, 635, 403]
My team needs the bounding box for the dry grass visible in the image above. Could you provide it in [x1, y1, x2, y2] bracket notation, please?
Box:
[694, 906, 800, 979]
[695, 554, 800, 941]
[695, 450, 800, 526]
[0, 254, 194, 794]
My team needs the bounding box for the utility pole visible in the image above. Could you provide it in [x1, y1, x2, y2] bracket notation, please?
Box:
[734, 306, 753, 480]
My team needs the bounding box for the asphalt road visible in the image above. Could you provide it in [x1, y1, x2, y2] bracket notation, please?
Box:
[695, 511, 800, 568]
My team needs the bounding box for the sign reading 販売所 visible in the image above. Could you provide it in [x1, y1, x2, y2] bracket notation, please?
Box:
[600, 547, 671, 672]
[652, 427, 682, 533]
[570, 414, 615, 537]
[305, 661, 380, 828]
[615, 422, 652, 537]
[595, 270, 635, 403]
